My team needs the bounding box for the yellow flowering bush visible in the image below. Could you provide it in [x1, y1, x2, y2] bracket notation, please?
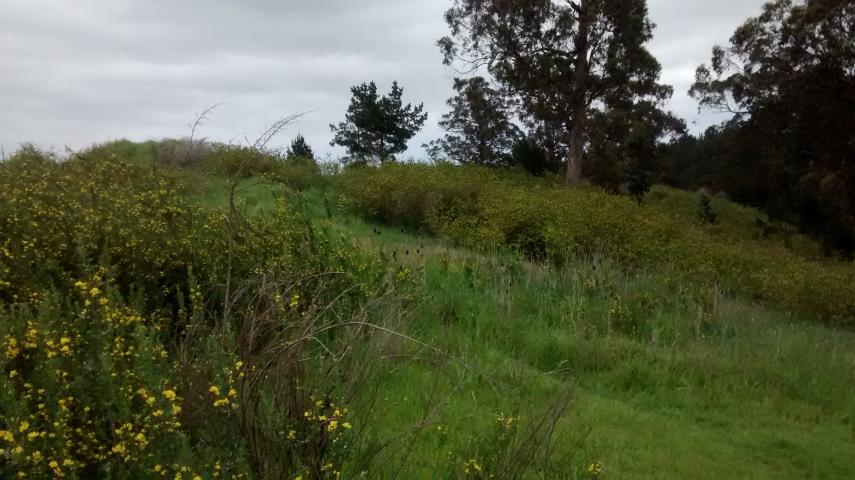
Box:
[0, 276, 245, 477]
[0, 144, 391, 478]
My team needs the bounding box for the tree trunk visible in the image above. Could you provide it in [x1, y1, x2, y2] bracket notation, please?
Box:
[566, 0, 592, 186]
[567, 103, 586, 186]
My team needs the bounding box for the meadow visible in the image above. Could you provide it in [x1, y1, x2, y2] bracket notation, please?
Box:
[1, 140, 854, 479]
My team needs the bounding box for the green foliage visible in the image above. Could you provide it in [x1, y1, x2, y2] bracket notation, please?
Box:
[0, 145, 396, 478]
[4, 140, 855, 478]
[330, 81, 428, 163]
[690, 0, 855, 253]
[207, 144, 278, 178]
[341, 164, 855, 324]
[508, 136, 561, 177]
[1, 143, 577, 479]
[286, 134, 315, 161]
[424, 76, 520, 166]
[440, 0, 676, 185]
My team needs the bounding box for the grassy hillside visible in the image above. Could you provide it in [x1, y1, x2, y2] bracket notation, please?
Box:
[1, 141, 854, 479]
[340, 163, 855, 323]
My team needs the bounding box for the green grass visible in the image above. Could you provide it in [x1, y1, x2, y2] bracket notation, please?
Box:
[391, 251, 855, 478]
[10, 140, 851, 478]
[202, 175, 855, 478]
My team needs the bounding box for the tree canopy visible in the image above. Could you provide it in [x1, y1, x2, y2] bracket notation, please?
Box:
[330, 81, 428, 163]
[424, 77, 521, 166]
[439, 0, 677, 185]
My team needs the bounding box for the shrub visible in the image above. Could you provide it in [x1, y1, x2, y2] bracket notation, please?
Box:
[207, 145, 278, 178]
[340, 164, 855, 324]
[0, 145, 396, 478]
[272, 155, 321, 191]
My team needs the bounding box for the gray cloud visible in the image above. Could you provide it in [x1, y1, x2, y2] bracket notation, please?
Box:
[0, 0, 766, 158]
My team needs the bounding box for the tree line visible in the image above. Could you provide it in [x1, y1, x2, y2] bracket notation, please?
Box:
[321, 0, 854, 254]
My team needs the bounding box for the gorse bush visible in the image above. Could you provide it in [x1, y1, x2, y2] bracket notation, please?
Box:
[0, 146, 208, 307]
[340, 163, 855, 324]
[0, 145, 402, 478]
[1, 274, 248, 478]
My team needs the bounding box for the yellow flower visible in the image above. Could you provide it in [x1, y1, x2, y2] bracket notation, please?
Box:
[3, 336, 20, 359]
[464, 458, 482, 475]
[18, 421, 29, 433]
[327, 420, 338, 432]
[163, 389, 177, 401]
[208, 385, 221, 397]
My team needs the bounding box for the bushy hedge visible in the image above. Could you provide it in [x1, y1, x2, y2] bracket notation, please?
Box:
[340, 163, 855, 324]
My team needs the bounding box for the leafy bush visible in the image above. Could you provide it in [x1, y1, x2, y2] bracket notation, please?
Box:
[340, 164, 855, 324]
[272, 155, 322, 191]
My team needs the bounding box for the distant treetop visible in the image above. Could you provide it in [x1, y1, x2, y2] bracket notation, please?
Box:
[286, 134, 314, 160]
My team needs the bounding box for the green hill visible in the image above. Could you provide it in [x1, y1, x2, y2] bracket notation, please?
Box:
[1, 141, 854, 479]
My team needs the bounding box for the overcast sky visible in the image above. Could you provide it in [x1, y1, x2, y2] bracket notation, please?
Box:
[0, 0, 767, 159]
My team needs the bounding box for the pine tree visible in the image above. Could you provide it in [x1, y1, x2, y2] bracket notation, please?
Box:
[330, 81, 428, 164]
[286, 134, 314, 161]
